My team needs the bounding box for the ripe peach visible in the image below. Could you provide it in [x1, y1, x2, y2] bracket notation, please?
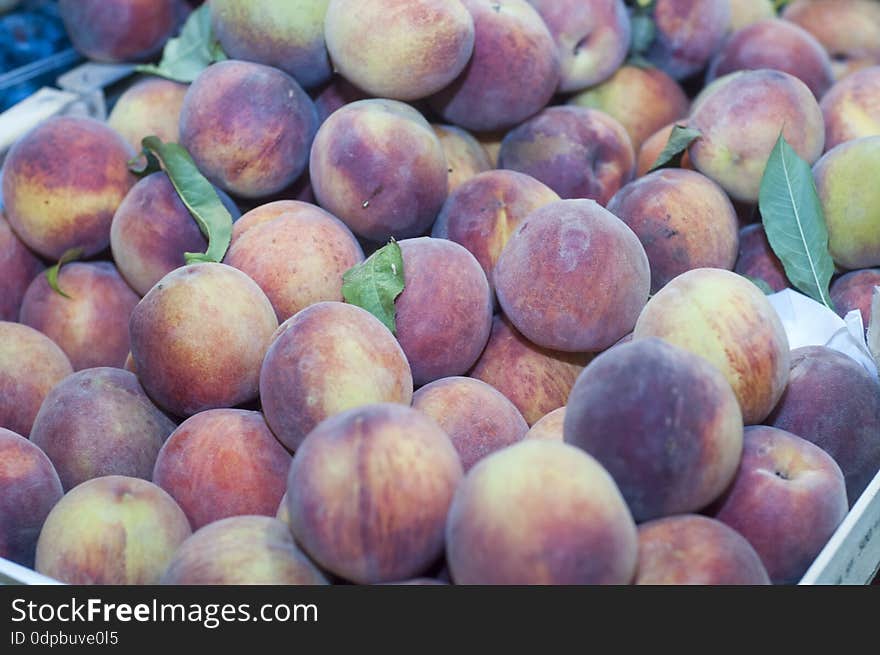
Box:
[0, 213, 43, 322]
[821, 67, 880, 152]
[313, 76, 368, 125]
[734, 224, 789, 292]
[636, 122, 693, 177]
[830, 269, 880, 327]
[432, 124, 493, 192]
[646, 0, 731, 80]
[728, 0, 774, 32]
[525, 407, 565, 441]
[107, 78, 188, 153]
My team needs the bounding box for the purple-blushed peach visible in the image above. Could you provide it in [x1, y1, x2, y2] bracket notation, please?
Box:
[646, 0, 731, 80]
[470, 316, 591, 425]
[635, 515, 770, 585]
[813, 137, 880, 270]
[20, 262, 139, 371]
[0, 213, 43, 322]
[212, 0, 332, 89]
[313, 76, 368, 125]
[607, 169, 739, 293]
[830, 269, 880, 327]
[309, 99, 448, 242]
[260, 302, 413, 451]
[30, 368, 175, 491]
[712, 426, 848, 584]
[528, 0, 630, 92]
[477, 130, 504, 168]
[396, 238, 493, 384]
[153, 409, 291, 529]
[431, 170, 559, 291]
[446, 440, 637, 584]
[634, 268, 790, 424]
[821, 67, 880, 152]
[224, 202, 363, 322]
[107, 78, 188, 153]
[494, 199, 650, 352]
[688, 70, 824, 203]
[179, 60, 317, 199]
[432, 124, 493, 192]
[129, 263, 278, 417]
[429, 0, 560, 132]
[276, 493, 290, 526]
[34, 475, 191, 585]
[287, 403, 463, 584]
[0, 322, 73, 437]
[769, 346, 880, 504]
[525, 407, 565, 440]
[498, 106, 634, 204]
[568, 65, 689, 152]
[58, 0, 185, 63]
[564, 338, 743, 521]
[783, 0, 880, 80]
[734, 224, 789, 292]
[728, 0, 774, 32]
[708, 19, 833, 98]
[160, 516, 328, 585]
[413, 376, 528, 471]
[636, 122, 693, 177]
[0, 428, 63, 567]
[111, 171, 240, 296]
[325, 0, 474, 101]
[1, 116, 136, 259]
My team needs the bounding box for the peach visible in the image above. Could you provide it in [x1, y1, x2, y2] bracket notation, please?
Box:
[19, 262, 140, 371]
[260, 302, 413, 451]
[313, 76, 368, 125]
[432, 124, 493, 192]
[528, 0, 630, 92]
[0, 322, 73, 437]
[494, 199, 650, 352]
[634, 268, 790, 424]
[179, 60, 317, 199]
[636, 122, 693, 177]
[646, 0, 731, 80]
[783, 0, 880, 80]
[565, 338, 743, 521]
[821, 67, 880, 152]
[412, 376, 528, 471]
[0, 212, 43, 322]
[152, 409, 291, 529]
[212, 0, 332, 89]
[498, 106, 635, 204]
[276, 492, 290, 526]
[769, 346, 880, 504]
[830, 269, 880, 327]
[35, 475, 191, 585]
[636, 515, 770, 585]
[728, 0, 774, 32]
[712, 426, 848, 584]
[111, 171, 241, 297]
[309, 99, 448, 242]
[734, 224, 789, 292]
[813, 136, 880, 270]
[470, 316, 591, 425]
[446, 440, 637, 584]
[708, 19, 833, 98]
[607, 169, 739, 293]
[568, 65, 689, 152]
[396, 238, 493, 384]
[224, 202, 364, 322]
[129, 263, 278, 417]
[525, 407, 565, 440]
[477, 130, 504, 167]
[325, 0, 474, 100]
[0, 428, 63, 567]
[1, 116, 136, 259]
[160, 516, 328, 585]
[287, 403, 463, 583]
[429, 0, 560, 132]
[688, 70, 825, 203]
[58, 0, 185, 63]
[107, 78, 188, 153]
[30, 368, 175, 491]
[431, 170, 559, 291]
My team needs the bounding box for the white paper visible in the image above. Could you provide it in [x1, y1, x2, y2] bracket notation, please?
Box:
[767, 289, 878, 379]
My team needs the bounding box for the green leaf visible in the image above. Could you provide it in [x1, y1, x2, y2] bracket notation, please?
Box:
[46, 248, 84, 299]
[134, 136, 233, 264]
[758, 133, 835, 309]
[868, 287, 880, 368]
[648, 125, 702, 172]
[745, 276, 775, 295]
[342, 240, 406, 335]
[127, 149, 161, 177]
[134, 4, 227, 83]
